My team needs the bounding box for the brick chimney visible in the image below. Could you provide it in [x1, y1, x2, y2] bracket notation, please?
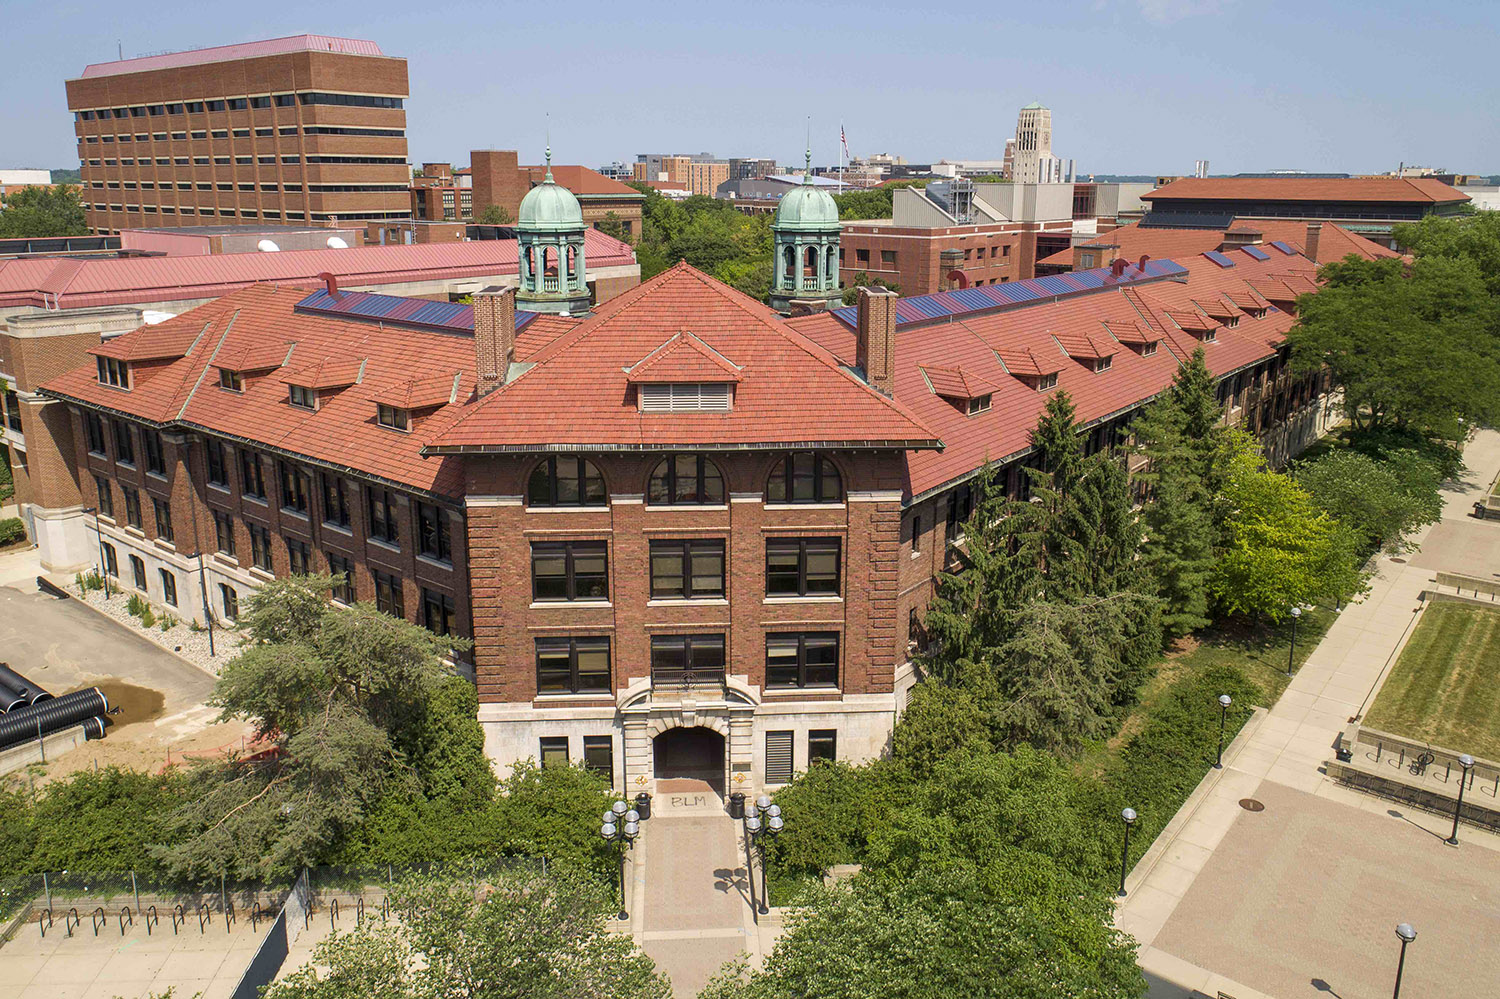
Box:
[473, 287, 516, 397]
[1304, 222, 1322, 264]
[856, 286, 899, 397]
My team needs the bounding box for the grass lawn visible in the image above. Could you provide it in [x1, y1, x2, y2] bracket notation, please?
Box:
[1364, 601, 1500, 760]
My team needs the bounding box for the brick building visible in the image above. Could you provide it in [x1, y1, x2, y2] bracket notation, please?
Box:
[411, 162, 472, 223]
[19, 201, 1337, 795]
[469, 152, 644, 241]
[65, 35, 411, 234]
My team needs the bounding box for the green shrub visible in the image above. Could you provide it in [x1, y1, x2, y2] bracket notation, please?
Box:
[0, 517, 26, 546]
[140, 606, 156, 628]
[26, 768, 186, 875]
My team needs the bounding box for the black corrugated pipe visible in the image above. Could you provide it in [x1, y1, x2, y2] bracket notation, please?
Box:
[0, 687, 110, 751]
[0, 663, 52, 707]
[0, 681, 28, 713]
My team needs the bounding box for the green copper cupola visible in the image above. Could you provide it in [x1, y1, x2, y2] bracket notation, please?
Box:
[516, 146, 591, 315]
[769, 147, 842, 314]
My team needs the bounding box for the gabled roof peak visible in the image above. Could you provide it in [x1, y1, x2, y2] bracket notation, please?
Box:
[624, 330, 743, 384]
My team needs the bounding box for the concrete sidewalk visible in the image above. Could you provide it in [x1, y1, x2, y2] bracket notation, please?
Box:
[1118, 429, 1500, 998]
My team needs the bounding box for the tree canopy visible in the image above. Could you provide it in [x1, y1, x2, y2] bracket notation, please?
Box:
[628, 186, 773, 299]
[476, 204, 511, 225]
[0, 185, 88, 238]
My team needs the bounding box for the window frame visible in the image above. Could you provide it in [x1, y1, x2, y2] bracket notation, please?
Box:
[101, 542, 118, 577]
[376, 404, 409, 431]
[374, 569, 404, 618]
[765, 537, 841, 597]
[112, 420, 135, 466]
[530, 540, 609, 602]
[649, 633, 727, 675]
[159, 568, 177, 607]
[129, 554, 147, 590]
[421, 587, 456, 637]
[766, 452, 843, 504]
[527, 456, 607, 508]
[765, 631, 841, 689]
[219, 368, 243, 392]
[279, 461, 311, 515]
[582, 736, 613, 778]
[327, 551, 354, 602]
[249, 523, 273, 571]
[534, 636, 612, 695]
[321, 474, 351, 528]
[288, 383, 318, 410]
[367, 487, 401, 546]
[286, 536, 311, 575]
[220, 583, 239, 620]
[808, 729, 837, 766]
[647, 453, 726, 506]
[94, 475, 113, 519]
[85, 412, 107, 455]
[205, 439, 228, 487]
[416, 501, 451, 562]
[539, 736, 569, 770]
[240, 451, 266, 499]
[649, 539, 726, 600]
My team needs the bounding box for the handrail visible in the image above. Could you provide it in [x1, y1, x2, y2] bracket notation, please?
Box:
[651, 665, 727, 689]
[251, 900, 263, 932]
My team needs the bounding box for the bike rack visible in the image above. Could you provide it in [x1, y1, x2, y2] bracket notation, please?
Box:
[91, 906, 106, 937]
[224, 899, 235, 932]
[329, 897, 339, 931]
[65, 908, 80, 937]
[145, 905, 159, 936]
[172, 904, 185, 935]
[251, 901, 263, 932]
[37, 908, 52, 939]
[381, 897, 390, 924]
[118, 907, 134, 936]
[356, 897, 365, 926]
[197, 902, 211, 934]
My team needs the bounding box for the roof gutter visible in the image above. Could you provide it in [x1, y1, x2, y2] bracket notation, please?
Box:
[421, 438, 943, 457]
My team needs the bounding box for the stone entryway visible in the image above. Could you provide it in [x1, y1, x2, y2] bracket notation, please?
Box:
[653, 726, 726, 795]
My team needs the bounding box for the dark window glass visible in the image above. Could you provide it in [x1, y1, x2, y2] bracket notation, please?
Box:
[539, 736, 569, 769]
[205, 440, 227, 486]
[279, 462, 310, 514]
[808, 729, 837, 765]
[650, 634, 726, 674]
[286, 537, 310, 575]
[321, 475, 351, 527]
[220, 584, 238, 620]
[94, 475, 113, 519]
[582, 736, 613, 777]
[374, 570, 403, 617]
[766, 632, 840, 689]
[122, 488, 141, 529]
[367, 488, 400, 546]
[417, 502, 451, 562]
[531, 541, 608, 602]
[535, 637, 611, 694]
[219, 369, 243, 391]
[101, 542, 118, 577]
[159, 569, 177, 607]
[85, 413, 107, 455]
[766, 453, 842, 503]
[143, 430, 165, 475]
[249, 524, 272, 571]
[649, 539, 725, 599]
[112, 421, 135, 465]
[946, 484, 974, 540]
[647, 454, 725, 505]
[327, 552, 353, 602]
[213, 511, 235, 556]
[422, 587, 456, 637]
[130, 554, 147, 590]
[240, 451, 265, 499]
[766, 538, 841, 596]
[527, 457, 606, 507]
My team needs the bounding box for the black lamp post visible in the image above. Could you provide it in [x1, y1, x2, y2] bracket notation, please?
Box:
[599, 798, 640, 921]
[1287, 606, 1302, 676]
[1392, 922, 1416, 999]
[1117, 807, 1137, 898]
[1446, 754, 1475, 846]
[1214, 694, 1233, 769]
[83, 507, 107, 601]
[744, 794, 783, 915]
[184, 552, 216, 657]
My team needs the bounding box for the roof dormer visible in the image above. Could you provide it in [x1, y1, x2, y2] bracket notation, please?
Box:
[1165, 308, 1220, 343]
[369, 372, 461, 430]
[213, 342, 295, 392]
[995, 346, 1064, 392]
[625, 331, 741, 414]
[1054, 332, 1119, 373]
[1101, 320, 1163, 357]
[919, 364, 1001, 416]
[279, 357, 365, 411]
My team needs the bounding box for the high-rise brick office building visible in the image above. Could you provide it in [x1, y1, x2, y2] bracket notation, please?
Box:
[65, 35, 410, 234]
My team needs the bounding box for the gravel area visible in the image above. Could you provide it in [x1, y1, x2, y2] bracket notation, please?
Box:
[74, 582, 246, 675]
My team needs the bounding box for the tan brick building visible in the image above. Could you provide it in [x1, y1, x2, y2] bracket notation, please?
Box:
[65, 35, 411, 234]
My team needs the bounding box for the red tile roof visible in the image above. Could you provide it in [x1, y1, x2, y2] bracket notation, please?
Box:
[624, 331, 743, 384]
[1054, 331, 1119, 361]
[0, 230, 636, 311]
[1143, 177, 1470, 205]
[369, 373, 460, 410]
[1101, 319, 1162, 346]
[520, 165, 644, 199]
[90, 322, 203, 361]
[280, 357, 363, 390]
[1040, 219, 1399, 269]
[920, 365, 1002, 401]
[429, 263, 939, 453]
[214, 342, 294, 373]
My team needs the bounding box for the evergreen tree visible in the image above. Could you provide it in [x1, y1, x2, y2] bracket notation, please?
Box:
[1132, 396, 1216, 636]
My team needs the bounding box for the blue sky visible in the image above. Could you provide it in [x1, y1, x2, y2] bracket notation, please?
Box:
[7, 0, 1497, 176]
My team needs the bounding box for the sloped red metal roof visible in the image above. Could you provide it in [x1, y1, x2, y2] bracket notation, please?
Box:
[77, 35, 387, 80]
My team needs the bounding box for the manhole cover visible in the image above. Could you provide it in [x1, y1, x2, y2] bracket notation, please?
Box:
[1390, 557, 1407, 564]
[1239, 798, 1266, 812]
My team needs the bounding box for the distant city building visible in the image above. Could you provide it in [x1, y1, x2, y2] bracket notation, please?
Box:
[633, 153, 729, 196]
[0, 169, 53, 195]
[411, 162, 472, 223]
[1194, 160, 1210, 179]
[64, 35, 411, 234]
[728, 157, 778, 182]
[1008, 103, 1073, 184]
[470, 151, 644, 241]
[597, 161, 633, 182]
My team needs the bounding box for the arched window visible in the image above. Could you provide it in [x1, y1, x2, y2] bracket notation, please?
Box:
[648, 454, 725, 505]
[826, 245, 837, 276]
[782, 245, 796, 280]
[766, 452, 842, 504]
[803, 245, 818, 276]
[528, 456, 606, 507]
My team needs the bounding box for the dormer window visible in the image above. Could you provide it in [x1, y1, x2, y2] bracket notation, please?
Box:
[1142, 342, 1158, 357]
[639, 383, 732, 413]
[1093, 356, 1113, 373]
[966, 394, 992, 415]
[377, 404, 409, 431]
[288, 384, 318, 410]
[219, 369, 243, 392]
[1037, 373, 1058, 392]
[1203, 328, 1217, 343]
[97, 357, 130, 388]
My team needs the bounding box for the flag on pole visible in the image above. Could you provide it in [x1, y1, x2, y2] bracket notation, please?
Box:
[841, 124, 851, 158]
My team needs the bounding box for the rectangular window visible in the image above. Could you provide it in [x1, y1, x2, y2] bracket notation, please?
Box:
[149, 497, 172, 542]
[101, 542, 118, 578]
[649, 539, 725, 599]
[374, 569, 403, 617]
[376, 404, 409, 431]
[539, 736, 569, 770]
[416, 502, 451, 562]
[159, 569, 177, 607]
[94, 475, 113, 518]
[946, 484, 974, 541]
[213, 510, 235, 556]
[765, 731, 794, 785]
[880, 249, 897, 265]
[279, 461, 310, 514]
[650, 634, 726, 678]
[286, 536, 311, 575]
[367, 488, 400, 546]
[422, 587, 456, 637]
[206, 439, 228, 486]
[143, 430, 165, 475]
[96, 356, 129, 388]
[112, 421, 135, 465]
[535, 636, 611, 694]
[765, 632, 840, 689]
[85, 412, 107, 455]
[288, 384, 317, 410]
[909, 513, 922, 553]
[220, 583, 238, 620]
[1037, 372, 1058, 391]
[808, 729, 837, 766]
[531, 540, 608, 602]
[219, 369, 243, 391]
[321, 474, 351, 528]
[130, 554, 147, 591]
[328, 552, 353, 602]
[249, 523, 272, 571]
[240, 451, 265, 499]
[582, 736, 614, 778]
[122, 488, 142, 529]
[765, 538, 841, 597]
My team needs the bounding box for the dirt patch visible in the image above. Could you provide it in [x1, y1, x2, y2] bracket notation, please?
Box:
[94, 680, 166, 731]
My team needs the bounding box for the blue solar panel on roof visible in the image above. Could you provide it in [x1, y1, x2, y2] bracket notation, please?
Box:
[1056, 274, 1088, 292]
[1241, 246, 1271, 261]
[1269, 241, 1296, 255]
[1032, 276, 1074, 296]
[950, 288, 993, 311]
[295, 289, 533, 333]
[1070, 271, 1106, 289]
[830, 306, 857, 325]
[1203, 251, 1236, 268]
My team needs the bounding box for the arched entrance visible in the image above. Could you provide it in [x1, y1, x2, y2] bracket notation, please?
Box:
[653, 726, 726, 794]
